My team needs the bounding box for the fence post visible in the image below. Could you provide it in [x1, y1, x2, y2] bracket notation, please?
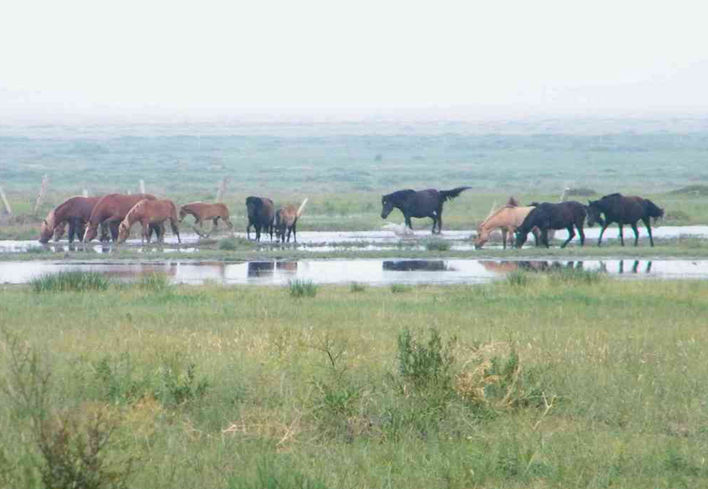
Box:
[139, 179, 146, 194]
[216, 177, 230, 202]
[82, 189, 89, 197]
[0, 186, 12, 216]
[33, 174, 49, 215]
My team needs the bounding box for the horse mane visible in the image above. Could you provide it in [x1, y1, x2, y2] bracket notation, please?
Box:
[383, 189, 416, 202]
[506, 196, 519, 207]
[125, 199, 148, 221]
[642, 199, 664, 218]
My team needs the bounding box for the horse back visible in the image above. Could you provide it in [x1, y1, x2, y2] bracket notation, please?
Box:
[90, 193, 156, 224]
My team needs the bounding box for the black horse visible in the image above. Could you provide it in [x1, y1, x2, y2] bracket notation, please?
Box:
[515, 201, 587, 248]
[246, 196, 275, 241]
[587, 193, 664, 247]
[380, 187, 470, 234]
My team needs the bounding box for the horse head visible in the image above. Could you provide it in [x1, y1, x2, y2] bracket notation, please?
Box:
[117, 219, 131, 243]
[380, 196, 395, 219]
[83, 223, 99, 242]
[586, 200, 604, 227]
[38, 219, 54, 244]
[473, 226, 490, 249]
[178, 206, 188, 222]
[53, 223, 67, 241]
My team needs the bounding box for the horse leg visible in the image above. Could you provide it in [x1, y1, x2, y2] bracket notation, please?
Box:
[561, 226, 575, 248]
[501, 228, 507, 250]
[642, 217, 655, 247]
[171, 219, 181, 244]
[404, 214, 413, 231]
[541, 229, 549, 248]
[618, 224, 625, 246]
[292, 222, 297, 243]
[437, 208, 443, 234]
[597, 224, 608, 246]
[246, 221, 251, 240]
[577, 224, 585, 246]
[631, 223, 640, 246]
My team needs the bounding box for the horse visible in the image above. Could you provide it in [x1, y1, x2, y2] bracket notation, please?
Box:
[39, 196, 103, 243]
[117, 199, 181, 244]
[474, 197, 542, 249]
[274, 198, 308, 243]
[83, 193, 160, 242]
[179, 202, 233, 238]
[587, 193, 664, 247]
[515, 201, 587, 248]
[246, 196, 275, 241]
[380, 187, 471, 234]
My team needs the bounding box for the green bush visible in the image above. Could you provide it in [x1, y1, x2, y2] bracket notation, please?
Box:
[30, 271, 111, 293]
[505, 270, 530, 287]
[397, 328, 455, 390]
[424, 238, 451, 251]
[289, 280, 317, 298]
[218, 237, 238, 250]
[136, 272, 172, 291]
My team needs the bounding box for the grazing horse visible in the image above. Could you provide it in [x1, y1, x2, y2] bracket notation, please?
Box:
[117, 199, 181, 244]
[380, 187, 471, 234]
[179, 202, 233, 238]
[515, 201, 587, 248]
[39, 196, 103, 243]
[587, 193, 664, 247]
[274, 198, 308, 243]
[246, 196, 275, 241]
[474, 197, 541, 249]
[83, 193, 159, 242]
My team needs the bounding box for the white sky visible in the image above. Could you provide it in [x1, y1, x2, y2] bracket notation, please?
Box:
[1, 0, 708, 122]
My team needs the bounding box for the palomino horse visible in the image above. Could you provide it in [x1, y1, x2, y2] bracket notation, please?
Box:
[179, 202, 233, 238]
[587, 193, 664, 247]
[515, 201, 587, 248]
[39, 196, 103, 243]
[274, 199, 308, 243]
[246, 196, 275, 241]
[474, 197, 541, 249]
[83, 193, 159, 242]
[117, 199, 181, 244]
[380, 187, 470, 234]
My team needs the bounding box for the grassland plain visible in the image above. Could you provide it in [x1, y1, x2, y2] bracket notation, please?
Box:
[1, 275, 708, 488]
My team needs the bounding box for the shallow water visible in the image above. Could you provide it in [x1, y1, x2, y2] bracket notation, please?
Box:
[3, 226, 708, 254]
[2, 258, 708, 286]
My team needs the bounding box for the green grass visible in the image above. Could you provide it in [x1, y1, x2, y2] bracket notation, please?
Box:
[30, 271, 112, 292]
[1, 279, 708, 487]
[289, 279, 318, 298]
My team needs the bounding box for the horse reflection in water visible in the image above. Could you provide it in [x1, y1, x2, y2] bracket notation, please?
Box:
[480, 260, 585, 274]
[247, 261, 298, 278]
[600, 260, 653, 274]
[382, 260, 447, 272]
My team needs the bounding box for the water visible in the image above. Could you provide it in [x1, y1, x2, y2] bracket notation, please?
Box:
[2, 226, 707, 254]
[2, 258, 708, 286]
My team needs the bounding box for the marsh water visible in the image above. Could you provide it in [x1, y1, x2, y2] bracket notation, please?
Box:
[2, 258, 708, 286]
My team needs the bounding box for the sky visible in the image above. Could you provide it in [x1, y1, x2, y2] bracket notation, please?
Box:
[1, 0, 708, 123]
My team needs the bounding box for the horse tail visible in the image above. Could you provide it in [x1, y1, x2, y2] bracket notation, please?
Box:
[506, 196, 519, 207]
[439, 186, 471, 201]
[297, 198, 308, 217]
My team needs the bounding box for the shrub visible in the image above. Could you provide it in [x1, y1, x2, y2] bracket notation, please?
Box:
[218, 237, 238, 250]
[349, 282, 366, 293]
[424, 238, 451, 251]
[156, 362, 209, 407]
[30, 271, 111, 293]
[289, 280, 317, 298]
[397, 328, 455, 390]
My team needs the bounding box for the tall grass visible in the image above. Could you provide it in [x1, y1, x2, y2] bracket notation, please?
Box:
[289, 279, 317, 297]
[30, 271, 111, 292]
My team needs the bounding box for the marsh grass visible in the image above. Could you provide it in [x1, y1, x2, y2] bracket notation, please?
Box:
[289, 279, 317, 298]
[547, 267, 604, 285]
[218, 237, 238, 250]
[423, 238, 451, 251]
[505, 270, 530, 287]
[390, 283, 411, 293]
[30, 271, 111, 292]
[2, 280, 708, 488]
[136, 272, 172, 292]
[349, 282, 366, 293]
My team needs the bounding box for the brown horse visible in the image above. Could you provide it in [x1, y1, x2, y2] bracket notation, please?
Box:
[39, 196, 103, 243]
[117, 199, 181, 244]
[274, 199, 308, 243]
[246, 196, 275, 241]
[178, 202, 233, 238]
[587, 193, 664, 247]
[474, 197, 543, 249]
[83, 193, 158, 242]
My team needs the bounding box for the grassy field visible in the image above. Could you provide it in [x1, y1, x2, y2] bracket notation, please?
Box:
[1, 275, 707, 488]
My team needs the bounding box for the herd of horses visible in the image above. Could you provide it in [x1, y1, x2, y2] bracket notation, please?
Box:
[38, 186, 665, 248]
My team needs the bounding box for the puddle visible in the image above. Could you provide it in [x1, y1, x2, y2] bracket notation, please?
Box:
[3, 226, 708, 254]
[2, 258, 708, 286]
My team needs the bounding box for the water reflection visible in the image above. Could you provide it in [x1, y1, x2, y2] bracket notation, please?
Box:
[601, 260, 653, 274]
[382, 260, 448, 271]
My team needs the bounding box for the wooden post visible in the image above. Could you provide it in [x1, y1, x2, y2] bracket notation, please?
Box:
[216, 177, 230, 202]
[139, 179, 146, 194]
[0, 186, 12, 216]
[33, 174, 49, 215]
[82, 189, 89, 197]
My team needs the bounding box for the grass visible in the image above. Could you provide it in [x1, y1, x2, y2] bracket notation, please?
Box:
[289, 279, 318, 297]
[30, 271, 112, 292]
[0, 279, 707, 487]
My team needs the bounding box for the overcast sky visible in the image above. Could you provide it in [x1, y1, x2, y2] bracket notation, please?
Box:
[1, 0, 707, 123]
